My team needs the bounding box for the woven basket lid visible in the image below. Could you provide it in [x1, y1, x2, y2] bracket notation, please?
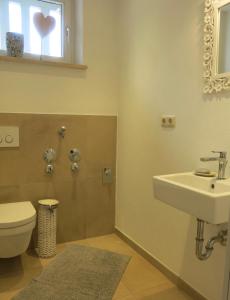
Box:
[38, 199, 59, 207]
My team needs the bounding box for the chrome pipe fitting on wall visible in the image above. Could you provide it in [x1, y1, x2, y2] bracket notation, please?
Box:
[43, 147, 81, 175]
[69, 148, 81, 173]
[58, 126, 66, 138]
[43, 148, 56, 175]
[43, 126, 81, 175]
[196, 219, 228, 261]
[71, 162, 80, 173]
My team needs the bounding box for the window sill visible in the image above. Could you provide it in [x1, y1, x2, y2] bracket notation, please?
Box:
[0, 55, 88, 70]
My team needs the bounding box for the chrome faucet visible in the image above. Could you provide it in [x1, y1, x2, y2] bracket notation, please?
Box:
[200, 151, 227, 180]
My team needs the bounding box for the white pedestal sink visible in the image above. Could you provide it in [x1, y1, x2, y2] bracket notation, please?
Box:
[153, 172, 230, 224]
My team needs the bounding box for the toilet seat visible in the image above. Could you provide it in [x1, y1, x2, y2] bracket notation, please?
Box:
[0, 201, 36, 229]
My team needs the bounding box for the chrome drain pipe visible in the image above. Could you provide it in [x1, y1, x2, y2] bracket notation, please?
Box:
[196, 219, 228, 261]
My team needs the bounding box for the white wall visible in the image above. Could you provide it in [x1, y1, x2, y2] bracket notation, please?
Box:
[116, 1, 230, 299]
[0, 0, 119, 116]
[1, 0, 229, 298]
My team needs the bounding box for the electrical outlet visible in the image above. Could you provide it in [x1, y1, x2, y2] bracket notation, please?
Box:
[161, 115, 176, 128]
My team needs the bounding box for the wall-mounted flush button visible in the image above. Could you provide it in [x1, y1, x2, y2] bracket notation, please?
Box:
[5, 135, 14, 144]
[0, 127, 19, 147]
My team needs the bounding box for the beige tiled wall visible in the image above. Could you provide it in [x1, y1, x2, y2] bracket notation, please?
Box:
[0, 113, 116, 243]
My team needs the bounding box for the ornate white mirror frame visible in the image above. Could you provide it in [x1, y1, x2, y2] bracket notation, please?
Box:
[204, 0, 230, 93]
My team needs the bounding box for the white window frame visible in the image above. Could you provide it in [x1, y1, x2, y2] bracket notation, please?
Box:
[0, 0, 74, 63]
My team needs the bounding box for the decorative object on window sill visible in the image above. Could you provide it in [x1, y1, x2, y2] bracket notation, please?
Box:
[6, 32, 24, 57]
[33, 12, 56, 60]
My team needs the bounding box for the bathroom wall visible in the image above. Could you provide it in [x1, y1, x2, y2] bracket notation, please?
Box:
[0, 1, 118, 242]
[1, 0, 228, 298]
[116, 0, 230, 300]
[0, 113, 116, 243]
[0, 0, 119, 116]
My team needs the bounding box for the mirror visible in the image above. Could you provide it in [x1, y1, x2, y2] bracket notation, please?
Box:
[218, 3, 230, 74]
[203, 0, 230, 93]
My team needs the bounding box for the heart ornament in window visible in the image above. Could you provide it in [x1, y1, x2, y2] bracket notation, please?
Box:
[33, 12, 56, 38]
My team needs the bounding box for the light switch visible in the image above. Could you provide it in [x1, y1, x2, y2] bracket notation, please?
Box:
[0, 127, 19, 147]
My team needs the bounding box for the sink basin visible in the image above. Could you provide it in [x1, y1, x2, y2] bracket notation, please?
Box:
[153, 172, 230, 224]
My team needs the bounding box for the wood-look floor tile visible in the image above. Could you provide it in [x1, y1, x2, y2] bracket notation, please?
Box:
[0, 289, 21, 300]
[133, 282, 175, 298]
[0, 234, 194, 300]
[114, 295, 137, 300]
[86, 234, 137, 256]
[122, 255, 170, 293]
[136, 287, 194, 300]
[113, 281, 132, 299]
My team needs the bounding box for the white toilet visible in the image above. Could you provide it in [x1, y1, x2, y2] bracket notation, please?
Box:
[0, 201, 36, 258]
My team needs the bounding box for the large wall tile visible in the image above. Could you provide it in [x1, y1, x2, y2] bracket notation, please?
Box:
[0, 113, 116, 243]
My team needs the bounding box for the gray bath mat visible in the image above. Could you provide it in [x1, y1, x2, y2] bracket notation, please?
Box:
[13, 244, 130, 300]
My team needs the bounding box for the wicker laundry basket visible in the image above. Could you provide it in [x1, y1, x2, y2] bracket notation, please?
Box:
[37, 199, 59, 258]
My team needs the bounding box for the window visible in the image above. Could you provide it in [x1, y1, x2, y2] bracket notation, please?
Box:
[0, 0, 78, 62]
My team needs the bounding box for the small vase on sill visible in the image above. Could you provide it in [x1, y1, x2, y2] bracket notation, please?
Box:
[6, 32, 24, 57]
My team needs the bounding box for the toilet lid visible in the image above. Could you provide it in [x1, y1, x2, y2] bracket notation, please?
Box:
[0, 202, 36, 229]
